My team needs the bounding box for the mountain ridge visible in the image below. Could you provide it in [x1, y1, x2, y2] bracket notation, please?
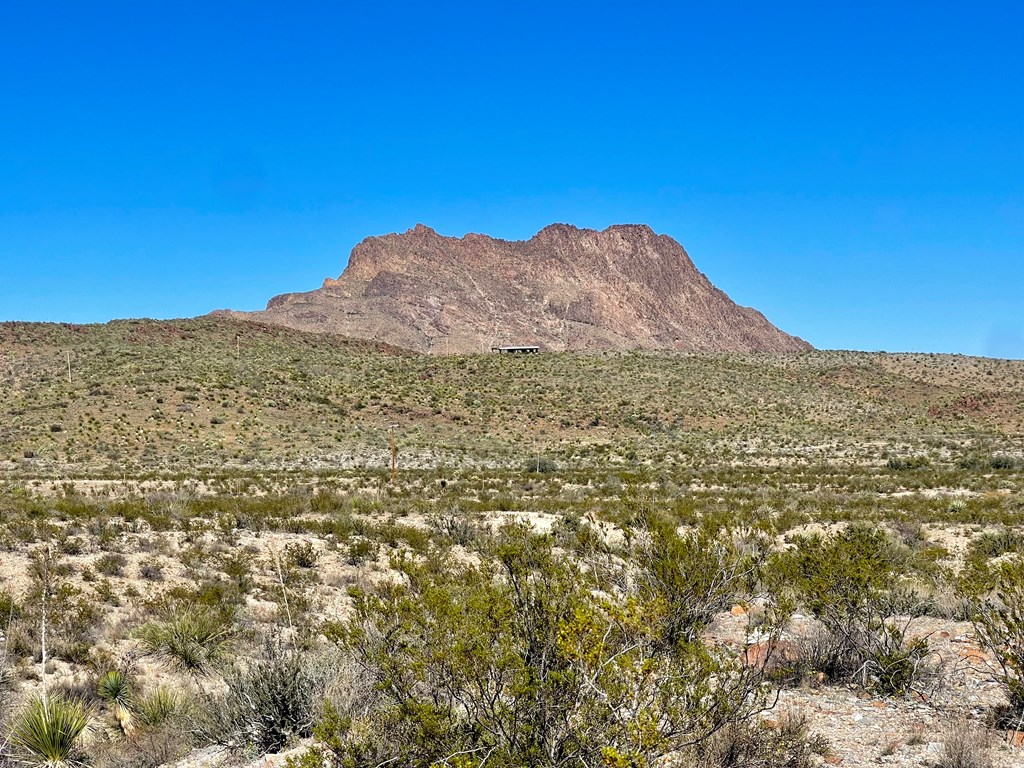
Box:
[216, 223, 811, 354]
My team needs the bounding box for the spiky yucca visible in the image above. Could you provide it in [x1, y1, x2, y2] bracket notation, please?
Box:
[10, 694, 91, 767]
[96, 670, 134, 736]
[135, 605, 236, 675]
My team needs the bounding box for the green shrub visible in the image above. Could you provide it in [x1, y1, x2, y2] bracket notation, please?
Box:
[968, 528, 1023, 562]
[958, 454, 1021, 471]
[285, 540, 319, 569]
[635, 511, 769, 648]
[772, 525, 931, 695]
[9, 694, 91, 767]
[886, 456, 931, 470]
[973, 559, 1024, 725]
[311, 524, 779, 768]
[135, 604, 238, 675]
[95, 553, 127, 577]
[524, 456, 558, 473]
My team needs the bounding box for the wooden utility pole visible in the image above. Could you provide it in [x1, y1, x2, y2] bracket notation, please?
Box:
[66, 351, 72, 384]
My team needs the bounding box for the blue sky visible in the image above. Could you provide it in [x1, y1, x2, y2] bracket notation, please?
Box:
[1, 2, 1021, 357]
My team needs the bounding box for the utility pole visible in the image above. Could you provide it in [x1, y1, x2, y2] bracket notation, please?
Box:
[66, 351, 72, 384]
[389, 424, 399, 484]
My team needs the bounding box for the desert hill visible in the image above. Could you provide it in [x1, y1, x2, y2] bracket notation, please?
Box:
[216, 224, 810, 354]
[1, 317, 1020, 476]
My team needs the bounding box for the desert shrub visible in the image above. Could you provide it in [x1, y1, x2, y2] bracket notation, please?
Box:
[634, 511, 769, 648]
[193, 639, 328, 754]
[18, 549, 102, 663]
[92, 687, 191, 767]
[135, 604, 238, 675]
[973, 559, 1024, 725]
[698, 712, 830, 768]
[346, 538, 378, 565]
[552, 513, 608, 556]
[938, 720, 992, 768]
[138, 559, 164, 581]
[772, 525, 932, 695]
[987, 455, 1020, 470]
[8, 694, 91, 768]
[285, 540, 319, 569]
[968, 528, 1023, 562]
[958, 529, 1024, 599]
[136, 687, 181, 728]
[886, 456, 931, 470]
[309, 523, 780, 768]
[58, 537, 83, 556]
[0, 589, 21, 630]
[432, 512, 480, 546]
[524, 456, 557, 473]
[958, 454, 1021, 471]
[219, 549, 255, 592]
[95, 553, 127, 577]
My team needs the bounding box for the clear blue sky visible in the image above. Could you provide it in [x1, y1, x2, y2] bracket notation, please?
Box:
[1, 2, 1021, 357]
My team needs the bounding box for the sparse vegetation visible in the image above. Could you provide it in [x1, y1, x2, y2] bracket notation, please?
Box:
[1, 319, 1023, 766]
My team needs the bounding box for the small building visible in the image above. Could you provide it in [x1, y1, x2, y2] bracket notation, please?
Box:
[491, 345, 540, 354]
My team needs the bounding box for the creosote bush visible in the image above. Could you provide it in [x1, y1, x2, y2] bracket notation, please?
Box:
[973, 559, 1024, 726]
[772, 525, 932, 695]
[297, 523, 817, 768]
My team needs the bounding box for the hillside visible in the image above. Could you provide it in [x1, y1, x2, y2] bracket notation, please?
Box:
[1, 316, 1021, 477]
[216, 223, 811, 354]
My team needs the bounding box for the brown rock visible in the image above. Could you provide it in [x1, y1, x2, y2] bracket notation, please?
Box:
[217, 224, 811, 354]
[959, 647, 989, 664]
[742, 640, 799, 670]
[1007, 729, 1024, 748]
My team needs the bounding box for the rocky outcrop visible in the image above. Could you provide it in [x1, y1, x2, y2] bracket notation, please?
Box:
[217, 223, 811, 354]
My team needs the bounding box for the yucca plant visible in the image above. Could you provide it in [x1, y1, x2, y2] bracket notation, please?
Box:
[136, 686, 180, 728]
[135, 604, 237, 675]
[10, 694, 91, 767]
[96, 669, 134, 736]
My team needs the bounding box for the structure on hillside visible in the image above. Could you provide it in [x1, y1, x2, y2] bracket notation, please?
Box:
[491, 345, 540, 354]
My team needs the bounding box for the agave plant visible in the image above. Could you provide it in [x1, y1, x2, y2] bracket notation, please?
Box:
[10, 694, 91, 767]
[96, 669, 134, 736]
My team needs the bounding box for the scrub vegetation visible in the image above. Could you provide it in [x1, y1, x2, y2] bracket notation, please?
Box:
[1, 317, 1023, 766]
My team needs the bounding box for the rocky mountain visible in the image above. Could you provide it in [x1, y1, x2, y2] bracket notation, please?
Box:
[217, 223, 811, 354]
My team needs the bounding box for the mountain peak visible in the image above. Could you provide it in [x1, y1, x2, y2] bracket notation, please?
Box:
[225, 224, 810, 354]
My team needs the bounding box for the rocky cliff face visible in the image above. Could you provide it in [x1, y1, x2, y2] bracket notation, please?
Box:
[218, 224, 811, 354]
